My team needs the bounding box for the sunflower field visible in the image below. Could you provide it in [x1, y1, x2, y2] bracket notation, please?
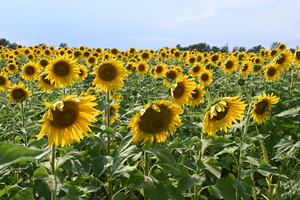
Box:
[0, 44, 299, 200]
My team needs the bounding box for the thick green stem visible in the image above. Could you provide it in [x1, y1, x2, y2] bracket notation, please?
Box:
[106, 92, 112, 200]
[144, 151, 150, 200]
[20, 100, 27, 146]
[51, 145, 56, 200]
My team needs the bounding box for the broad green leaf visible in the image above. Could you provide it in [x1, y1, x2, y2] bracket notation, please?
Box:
[228, 174, 254, 200]
[11, 188, 34, 200]
[0, 142, 49, 169]
[276, 106, 300, 117]
[257, 160, 280, 177]
[143, 175, 168, 200]
[42, 175, 64, 195]
[91, 155, 113, 177]
[204, 158, 222, 179]
[245, 156, 260, 166]
[63, 159, 90, 176]
[209, 178, 235, 200]
[33, 166, 49, 178]
[210, 135, 233, 147]
[113, 192, 126, 200]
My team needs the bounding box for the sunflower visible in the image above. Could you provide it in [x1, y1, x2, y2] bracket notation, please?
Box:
[239, 61, 252, 76]
[173, 50, 181, 59]
[203, 96, 246, 136]
[222, 56, 238, 74]
[189, 85, 205, 106]
[86, 56, 98, 66]
[293, 49, 300, 64]
[110, 48, 119, 57]
[104, 103, 120, 124]
[7, 83, 32, 103]
[277, 43, 287, 51]
[45, 55, 80, 88]
[199, 70, 213, 86]
[139, 51, 152, 62]
[170, 75, 196, 107]
[189, 63, 202, 77]
[37, 95, 100, 147]
[21, 62, 40, 81]
[153, 63, 167, 77]
[129, 47, 137, 55]
[27, 54, 35, 61]
[187, 56, 197, 66]
[163, 68, 180, 86]
[37, 58, 50, 69]
[7, 63, 18, 74]
[265, 63, 281, 82]
[78, 65, 88, 80]
[38, 74, 55, 93]
[91, 59, 126, 92]
[72, 50, 83, 60]
[136, 61, 149, 75]
[250, 93, 279, 124]
[0, 74, 10, 90]
[128, 100, 183, 144]
[273, 50, 293, 70]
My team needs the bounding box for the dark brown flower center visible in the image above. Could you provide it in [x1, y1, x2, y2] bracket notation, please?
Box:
[40, 59, 49, 67]
[42, 74, 52, 85]
[12, 88, 26, 101]
[191, 89, 199, 99]
[173, 82, 185, 98]
[98, 63, 117, 81]
[295, 51, 300, 61]
[225, 60, 233, 69]
[211, 103, 229, 121]
[139, 105, 171, 134]
[276, 54, 285, 65]
[156, 66, 163, 73]
[51, 101, 78, 127]
[166, 70, 177, 80]
[53, 61, 70, 77]
[25, 65, 35, 75]
[88, 57, 96, 64]
[138, 64, 145, 72]
[201, 73, 209, 81]
[267, 67, 276, 76]
[192, 65, 200, 72]
[211, 55, 218, 62]
[254, 100, 268, 114]
[0, 76, 6, 85]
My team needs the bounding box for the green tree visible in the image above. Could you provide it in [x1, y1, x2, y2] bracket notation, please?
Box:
[247, 45, 264, 53]
[270, 42, 280, 50]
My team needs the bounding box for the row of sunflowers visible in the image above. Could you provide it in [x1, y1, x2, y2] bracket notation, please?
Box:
[0, 43, 299, 200]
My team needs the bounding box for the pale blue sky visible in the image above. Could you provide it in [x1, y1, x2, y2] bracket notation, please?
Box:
[1, 0, 299, 51]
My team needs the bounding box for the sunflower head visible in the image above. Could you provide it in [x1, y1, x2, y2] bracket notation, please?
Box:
[37, 95, 100, 147]
[0, 74, 10, 90]
[250, 93, 279, 124]
[203, 96, 247, 136]
[21, 62, 40, 81]
[171, 76, 196, 107]
[91, 59, 126, 92]
[128, 100, 183, 144]
[7, 83, 32, 104]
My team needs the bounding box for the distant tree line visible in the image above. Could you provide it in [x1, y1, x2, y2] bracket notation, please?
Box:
[0, 38, 296, 53]
[0, 38, 18, 49]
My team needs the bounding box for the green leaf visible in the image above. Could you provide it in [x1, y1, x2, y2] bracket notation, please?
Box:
[209, 178, 235, 200]
[211, 135, 233, 147]
[91, 155, 113, 177]
[113, 192, 126, 200]
[203, 158, 222, 179]
[0, 142, 50, 169]
[33, 166, 49, 178]
[41, 175, 64, 195]
[276, 106, 300, 117]
[143, 175, 168, 200]
[11, 188, 34, 200]
[63, 159, 90, 176]
[228, 174, 254, 200]
[257, 160, 280, 177]
[245, 156, 260, 166]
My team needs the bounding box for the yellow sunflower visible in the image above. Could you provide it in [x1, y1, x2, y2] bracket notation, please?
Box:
[91, 59, 126, 92]
[273, 50, 293, 70]
[136, 61, 149, 75]
[7, 63, 18, 74]
[37, 58, 50, 69]
[139, 50, 152, 62]
[170, 75, 196, 107]
[128, 100, 183, 144]
[293, 49, 300, 64]
[277, 43, 287, 51]
[45, 55, 80, 88]
[239, 61, 252, 76]
[86, 56, 98, 66]
[264, 63, 281, 82]
[250, 93, 279, 124]
[78, 65, 88, 81]
[37, 95, 100, 147]
[222, 56, 238, 74]
[189, 63, 202, 77]
[38, 74, 55, 93]
[0, 74, 10, 90]
[203, 96, 247, 136]
[7, 83, 32, 104]
[153, 63, 167, 78]
[199, 70, 213, 86]
[189, 85, 206, 106]
[21, 62, 40, 81]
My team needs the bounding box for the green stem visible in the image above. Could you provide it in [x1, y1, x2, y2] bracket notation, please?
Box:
[51, 145, 56, 200]
[20, 100, 27, 146]
[144, 150, 150, 200]
[106, 92, 112, 200]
